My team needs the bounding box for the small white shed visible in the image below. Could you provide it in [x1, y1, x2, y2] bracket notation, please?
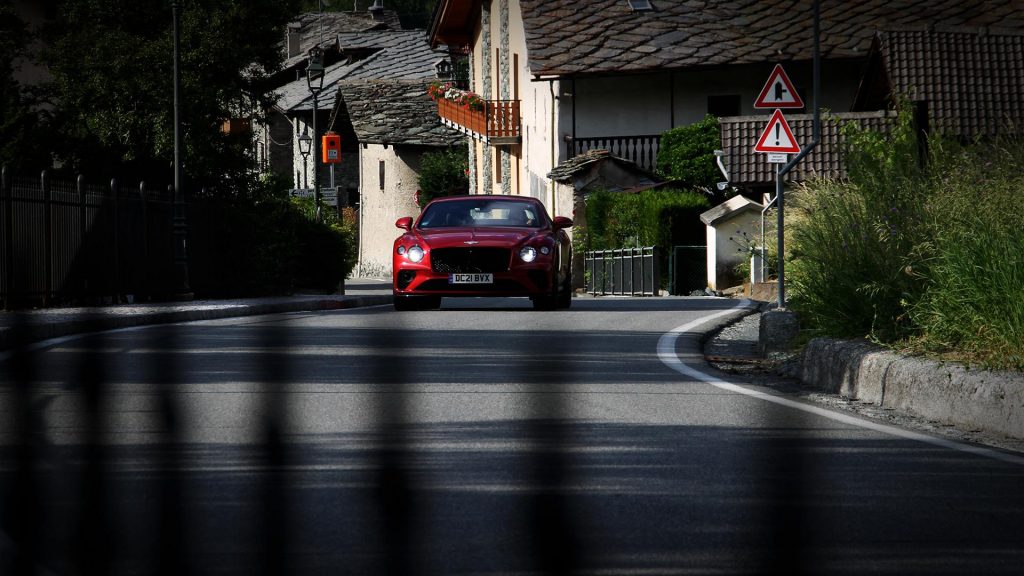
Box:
[700, 195, 763, 290]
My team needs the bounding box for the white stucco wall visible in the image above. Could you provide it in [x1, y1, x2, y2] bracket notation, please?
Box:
[356, 144, 424, 279]
[706, 210, 762, 290]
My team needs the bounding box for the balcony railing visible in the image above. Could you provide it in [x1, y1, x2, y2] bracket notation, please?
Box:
[568, 134, 661, 172]
[437, 99, 520, 145]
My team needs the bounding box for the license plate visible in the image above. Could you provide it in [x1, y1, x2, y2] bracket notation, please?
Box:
[449, 273, 493, 284]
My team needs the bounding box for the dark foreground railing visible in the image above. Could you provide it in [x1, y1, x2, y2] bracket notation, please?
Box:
[585, 246, 660, 296]
[1, 168, 178, 308]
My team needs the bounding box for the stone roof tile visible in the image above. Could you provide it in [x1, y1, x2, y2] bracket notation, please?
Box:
[519, 0, 1024, 77]
[338, 80, 465, 146]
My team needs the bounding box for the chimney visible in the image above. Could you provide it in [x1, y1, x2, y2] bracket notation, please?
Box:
[369, 0, 385, 21]
[287, 23, 302, 58]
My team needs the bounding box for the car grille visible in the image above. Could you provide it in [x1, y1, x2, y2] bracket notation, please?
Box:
[431, 247, 511, 273]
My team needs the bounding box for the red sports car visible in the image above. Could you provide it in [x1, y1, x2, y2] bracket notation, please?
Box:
[392, 195, 573, 310]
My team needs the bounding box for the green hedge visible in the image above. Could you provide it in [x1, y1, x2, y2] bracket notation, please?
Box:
[190, 196, 356, 297]
[580, 188, 709, 287]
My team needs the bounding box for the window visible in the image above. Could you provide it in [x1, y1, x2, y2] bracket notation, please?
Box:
[379, 160, 385, 190]
[494, 149, 502, 184]
[708, 94, 741, 117]
[627, 0, 653, 11]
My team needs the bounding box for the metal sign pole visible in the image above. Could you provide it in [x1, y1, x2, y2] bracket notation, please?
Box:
[776, 164, 785, 308]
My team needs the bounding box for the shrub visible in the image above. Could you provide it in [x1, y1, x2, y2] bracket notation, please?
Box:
[416, 148, 469, 207]
[190, 196, 355, 297]
[655, 115, 721, 193]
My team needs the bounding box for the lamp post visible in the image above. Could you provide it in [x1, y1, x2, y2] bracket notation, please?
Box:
[171, 0, 192, 299]
[297, 131, 312, 189]
[306, 46, 325, 222]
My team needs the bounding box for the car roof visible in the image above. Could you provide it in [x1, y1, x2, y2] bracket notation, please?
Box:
[429, 195, 540, 204]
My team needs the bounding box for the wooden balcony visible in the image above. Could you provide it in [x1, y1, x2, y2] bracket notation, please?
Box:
[437, 98, 520, 145]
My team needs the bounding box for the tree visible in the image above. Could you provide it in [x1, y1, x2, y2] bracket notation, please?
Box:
[655, 115, 722, 195]
[0, 4, 49, 171]
[43, 0, 300, 192]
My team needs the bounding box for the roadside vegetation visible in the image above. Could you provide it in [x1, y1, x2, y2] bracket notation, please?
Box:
[788, 105, 1024, 370]
[415, 148, 469, 208]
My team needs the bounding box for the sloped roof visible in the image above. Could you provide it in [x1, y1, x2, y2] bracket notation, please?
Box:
[338, 80, 465, 146]
[277, 30, 447, 112]
[700, 194, 763, 226]
[547, 149, 615, 182]
[856, 29, 1024, 138]
[718, 111, 895, 186]
[282, 10, 404, 70]
[518, 0, 1024, 77]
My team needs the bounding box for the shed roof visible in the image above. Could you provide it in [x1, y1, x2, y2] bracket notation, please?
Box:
[854, 28, 1024, 138]
[516, 0, 1024, 77]
[718, 111, 895, 187]
[337, 80, 465, 146]
[700, 194, 764, 227]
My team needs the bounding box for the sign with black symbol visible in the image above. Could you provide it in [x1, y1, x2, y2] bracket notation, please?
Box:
[754, 64, 804, 109]
[754, 109, 801, 154]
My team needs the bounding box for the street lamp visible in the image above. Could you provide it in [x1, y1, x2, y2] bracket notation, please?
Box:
[297, 131, 312, 188]
[306, 46, 325, 221]
[170, 0, 192, 299]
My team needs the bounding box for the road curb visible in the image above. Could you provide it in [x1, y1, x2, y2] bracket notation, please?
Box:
[799, 337, 1024, 439]
[0, 295, 393, 352]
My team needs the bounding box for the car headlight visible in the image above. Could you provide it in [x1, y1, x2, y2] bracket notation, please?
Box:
[519, 246, 537, 263]
[407, 245, 424, 263]
[396, 246, 407, 256]
[540, 246, 551, 255]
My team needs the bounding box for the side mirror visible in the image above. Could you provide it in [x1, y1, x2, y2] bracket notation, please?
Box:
[552, 216, 573, 230]
[395, 216, 413, 230]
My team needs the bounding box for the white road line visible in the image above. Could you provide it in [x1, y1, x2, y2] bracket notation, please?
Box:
[657, 300, 1024, 466]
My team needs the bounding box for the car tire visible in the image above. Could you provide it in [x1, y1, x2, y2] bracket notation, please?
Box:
[533, 270, 566, 311]
[557, 271, 572, 309]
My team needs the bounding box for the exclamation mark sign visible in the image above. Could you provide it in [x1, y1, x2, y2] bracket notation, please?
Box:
[775, 124, 780, 146]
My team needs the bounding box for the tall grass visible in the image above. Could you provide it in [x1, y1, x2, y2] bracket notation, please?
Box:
[909, 140, 1024, 367]
[788, 106, 1024, 369]
[788, 106, 929, 342]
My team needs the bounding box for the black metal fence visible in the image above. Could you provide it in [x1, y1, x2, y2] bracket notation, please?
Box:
[1, 167, 178, 309]
[584, 246, 660, 296]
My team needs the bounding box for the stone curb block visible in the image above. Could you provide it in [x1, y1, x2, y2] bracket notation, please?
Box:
[0, 295, 394, 351]
[800, 337, 1024, 439]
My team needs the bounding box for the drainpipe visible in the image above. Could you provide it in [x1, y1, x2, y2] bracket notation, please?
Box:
[549, 79, 557, 216]
[357, 144, 365, 277]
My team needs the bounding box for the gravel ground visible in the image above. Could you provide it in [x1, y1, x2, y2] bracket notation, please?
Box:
[704, 309, 1024, 455]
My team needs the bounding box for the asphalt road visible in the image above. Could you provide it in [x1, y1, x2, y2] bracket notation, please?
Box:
[2, 296, 1024, 575]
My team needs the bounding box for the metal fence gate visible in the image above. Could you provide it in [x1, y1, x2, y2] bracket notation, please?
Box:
[584, 247, 660, 296]
[668, 245, 708, 295]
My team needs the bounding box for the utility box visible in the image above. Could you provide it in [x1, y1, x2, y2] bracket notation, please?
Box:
[322, 132, 342, 164]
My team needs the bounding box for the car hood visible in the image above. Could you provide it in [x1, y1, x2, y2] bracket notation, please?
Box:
[415, 227, 539, 247]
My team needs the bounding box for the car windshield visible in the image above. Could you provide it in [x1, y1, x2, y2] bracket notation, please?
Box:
[418, 199, 547, 229]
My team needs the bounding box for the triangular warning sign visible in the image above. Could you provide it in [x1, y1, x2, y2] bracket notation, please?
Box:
[754, 109, 801, 154]
[754, 64, 804, 109]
